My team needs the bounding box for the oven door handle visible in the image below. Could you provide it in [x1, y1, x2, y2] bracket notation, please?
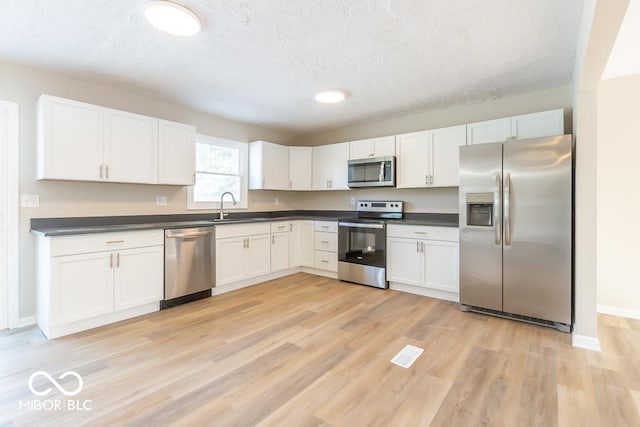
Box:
[338, 222, 385, 229]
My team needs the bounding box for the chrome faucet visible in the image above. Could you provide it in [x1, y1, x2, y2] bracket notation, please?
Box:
[219, 192, 237, 220]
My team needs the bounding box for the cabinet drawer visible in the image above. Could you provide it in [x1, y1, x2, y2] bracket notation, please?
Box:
[314, 250, 337, 272]
[314, 221, 337, 233]
[270, 221, 290, 233]
[215, 222, 270, 239]
[51, 230, 164, 257]
[386, 224, 459, 242]
[314, 232, 337, 252]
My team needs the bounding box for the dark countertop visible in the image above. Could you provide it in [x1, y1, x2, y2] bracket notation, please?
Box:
[31, 211, 458, 237]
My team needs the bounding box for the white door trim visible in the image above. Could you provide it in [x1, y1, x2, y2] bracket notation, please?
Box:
[0, 100, 19, 330]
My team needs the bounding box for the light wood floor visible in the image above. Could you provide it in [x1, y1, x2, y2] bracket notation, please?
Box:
[1, 273, 639, 426]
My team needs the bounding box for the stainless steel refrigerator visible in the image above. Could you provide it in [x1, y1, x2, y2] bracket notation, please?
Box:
[459, 135, 572, 332]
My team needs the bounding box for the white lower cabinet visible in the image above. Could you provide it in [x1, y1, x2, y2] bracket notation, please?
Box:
[37, 230, 164, 338]
[313, 221, 338, 272]
[114, 246, 164, 311]
[386, 225, 459, 302]
[290, 220, 314, 268]
[215, 223, 271, 286]
[271, 232, 290, 272]
[51, 252, 115, 325]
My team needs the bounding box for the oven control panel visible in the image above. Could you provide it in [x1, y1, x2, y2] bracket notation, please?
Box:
[357, 200, 403, 213]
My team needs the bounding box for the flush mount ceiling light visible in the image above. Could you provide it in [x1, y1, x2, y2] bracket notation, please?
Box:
[315, 89, 347, 104]
[144, 1, 201, 36]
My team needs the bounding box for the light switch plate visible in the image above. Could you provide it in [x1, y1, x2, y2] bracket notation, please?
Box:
[21, 194, 40, 208]
[351, 197, 356, 206]
[156, 196, 167, 206]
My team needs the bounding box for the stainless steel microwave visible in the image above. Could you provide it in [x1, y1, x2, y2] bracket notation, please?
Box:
[347, 156, 395, 188]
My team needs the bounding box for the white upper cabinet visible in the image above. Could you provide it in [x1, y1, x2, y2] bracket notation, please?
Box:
[430, 125, 467, 187]
[396, 130, 430, 188]
[249, 141, 290, 190]
[466, 117, 512, 146]
[37, 94, 196, 185]
[38, 95, 104, 181]
[312, 142, 349, 190]
[157, 119, 196, 185]
[510, 109, 564, 140]
[396, 125, 465, 188]
[467, 109, 564, 145]
[289, 146, 312, 190]
[312, 145, 332, 190]
[104, 109, 157, 184]
[349, 136, 395, 159]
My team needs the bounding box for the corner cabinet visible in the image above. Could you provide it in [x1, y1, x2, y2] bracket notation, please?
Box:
[37, 94, 195, 185]
[467, 109, 564, 145]
[396, 124, 466, 188]
[249, 141, 290, 190]
[312, 143, 350, 190]
[387, 224, 459, 302]
[289, 147, 313, 190]
[36, 230, 164, 338]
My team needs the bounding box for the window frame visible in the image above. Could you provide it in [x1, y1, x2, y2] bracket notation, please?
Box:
[187, 134, 248, 210]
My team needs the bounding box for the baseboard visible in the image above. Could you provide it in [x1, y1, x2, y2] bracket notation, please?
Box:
[212, 268, 303, 296]
[300, 267, 338, 279]
[597, 304, 640, 320]
[13, 315, 36, 329]
[572, 333, 602, 352]
[389, 282, 459, 303]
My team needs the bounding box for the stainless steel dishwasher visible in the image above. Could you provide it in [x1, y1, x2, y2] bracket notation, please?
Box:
[162, 226, 215, 309]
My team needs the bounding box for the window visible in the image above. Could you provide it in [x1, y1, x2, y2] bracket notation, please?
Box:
[187, 134, 248, 210]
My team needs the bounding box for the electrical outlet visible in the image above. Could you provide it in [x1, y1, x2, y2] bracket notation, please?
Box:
[21, 194, 40, 208]
[274, 198, 280, 206]
[156, 196, 168, 206]
[350, 197, 356, 206]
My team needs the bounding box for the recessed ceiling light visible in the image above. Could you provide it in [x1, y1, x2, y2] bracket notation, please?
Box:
[144, 1, 201, 36]
[315, 89, 347, 104]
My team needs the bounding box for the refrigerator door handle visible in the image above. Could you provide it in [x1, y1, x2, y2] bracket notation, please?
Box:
[504, 173, 511, 246]
[494, 174, 502, 245]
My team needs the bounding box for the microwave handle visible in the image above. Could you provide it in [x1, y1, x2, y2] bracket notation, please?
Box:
[379, 161, 384, 182]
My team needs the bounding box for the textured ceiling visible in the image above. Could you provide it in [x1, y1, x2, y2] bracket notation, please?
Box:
[0, 0, 584, 132]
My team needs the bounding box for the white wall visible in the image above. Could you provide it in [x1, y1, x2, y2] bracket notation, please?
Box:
[597, 73, 640, 317]
[0, 61, 300, 320]
[572, 0, 630, 345]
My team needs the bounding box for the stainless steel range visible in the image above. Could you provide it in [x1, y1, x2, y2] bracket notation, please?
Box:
[338, 200, 403, 289]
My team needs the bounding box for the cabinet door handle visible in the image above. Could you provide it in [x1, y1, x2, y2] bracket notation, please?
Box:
[105, 165, 109, 180]
[321, 240, 330, 244]
[416, 241, 420, 252]
[99, 165, 104, 179]
[106, 240, 125, 244]
[421, 242, 425, 253]
[109, 253, 114, 268]
[289, 223, 293, 232]
[290, 180, 292, 189]
[272, 235, 275, 244]
[413, 231, 427, 235]
[116, 253, 120, 267]
[321, 259, 329, 263]
[246, 238, 250, 248]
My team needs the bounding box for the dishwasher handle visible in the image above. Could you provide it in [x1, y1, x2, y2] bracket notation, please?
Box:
[165, 228, 215, 239]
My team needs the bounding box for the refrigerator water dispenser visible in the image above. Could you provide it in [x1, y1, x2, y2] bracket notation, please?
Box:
[466, 193, 494, 226]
